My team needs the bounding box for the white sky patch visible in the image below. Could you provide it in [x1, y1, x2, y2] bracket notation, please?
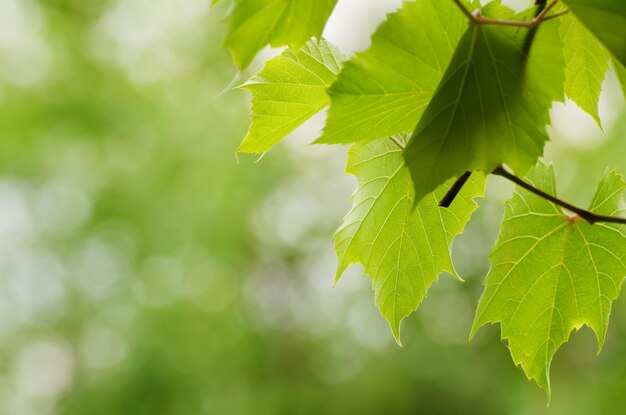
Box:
[550, 68, 623, 149]
[324, 0, 404, 54]
[13, 340, 74, 399]
[91, 0, 210, 83]
[0, 0, 52, 86]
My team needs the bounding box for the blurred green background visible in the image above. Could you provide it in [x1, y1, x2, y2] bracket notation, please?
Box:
[0, 0, 625, 414]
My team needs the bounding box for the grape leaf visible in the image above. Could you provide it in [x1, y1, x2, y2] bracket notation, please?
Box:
[223, 0, 338, 69]
[562, 0, 626, 68]
[316, 0, 471, 145]
[560, 14, 610, 126]
[335, 137, 485, 342]
[238, 38, 343, 153]
[615, 60, 626, 101]
[472, 162, 626, 395]
[404, 4, 565, 204]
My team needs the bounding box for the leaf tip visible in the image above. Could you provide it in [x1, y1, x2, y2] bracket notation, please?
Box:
[236, 134, 268, 156]
[312, 134, 332, 146]
[542, 371, 552, 406]
[333, 270, 343, 288]
[387, 317, 403, 346]
[216, 70, 244, 97]
[392, 328, 403, 347]
[594, 115, 605, 133]
[449, 267, 464, 283]
[593, 327, 607, 356]
[333, 260, 350, 287]
[468, 323, 480, 342]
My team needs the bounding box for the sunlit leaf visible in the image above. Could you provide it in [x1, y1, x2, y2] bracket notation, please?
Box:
[316, 0, 471, 145]
[615, 60, 626, 101]
[238, 38, 343, 153]
[560, 14, 610, 126]
[335, 136, 485, 342]
[472, 162, 626, 396]
[223, 0, 338, 69]
[562, 0, 626, 68]
[404, 4, 564, 204]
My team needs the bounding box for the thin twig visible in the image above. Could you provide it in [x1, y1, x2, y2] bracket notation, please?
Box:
[452, 0, 476, 22]
[396, 141, 622, 223]
[451, 0, 565, 28]
[439, 171, 473, 208]
[542, 10, 569, 22]
[390, 136, 405, 150]
[535, 0, 559, 21]
[492, 166, 626, 225]
[523, 0, 547, 55]
[390, 137, 471, 208]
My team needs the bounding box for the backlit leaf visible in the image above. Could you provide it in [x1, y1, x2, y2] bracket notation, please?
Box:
[238, 38, 343, 153]
[316, 0, 470, 145]
[335, 136, 485, 342]
[223, 0, 338, 69]
[560, 14, 610, 126]
[615, 60, 626, 101]
[472, 162, 626, 396]
[562, 0, 626, 68]
[404, 4, 565, 204]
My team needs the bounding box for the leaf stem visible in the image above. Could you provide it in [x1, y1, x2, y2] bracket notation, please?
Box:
[439, 171, 473, 207]
[390, 135, 405, 150]
[541, 10, 569, 22]
[492, 166, 626, 225]
[452, 0, 476, 22]
[451, 0, 565, 28]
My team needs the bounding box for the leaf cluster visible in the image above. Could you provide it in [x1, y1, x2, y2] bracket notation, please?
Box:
[215, 0, 626, 396]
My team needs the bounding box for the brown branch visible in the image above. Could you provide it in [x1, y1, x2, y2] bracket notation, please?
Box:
[534, 0, 559, 21]
[439, 171, 473, 208]
[523, 0, 547, 55]
[451, 0, 565, 28]
[541, 10, 569, 22]
[391, 137, 621, 224]
[492, 166, 626, 225]
[452, 0, 476, 22]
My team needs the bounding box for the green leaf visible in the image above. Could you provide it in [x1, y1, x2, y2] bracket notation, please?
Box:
[316, 0, 470, 145]
[238, 38, 343, 154]
[560, 14, 610, 126]
[562, 0, 626, 68]
[472, 162, 626, 396]
[615, 60, 626, 101]
[404, 4, 565, 204]
[223, 0, 338, 69]
[335, 137, 485, 342]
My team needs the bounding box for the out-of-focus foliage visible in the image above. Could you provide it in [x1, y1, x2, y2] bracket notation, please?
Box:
[0, 0, 625, 414]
